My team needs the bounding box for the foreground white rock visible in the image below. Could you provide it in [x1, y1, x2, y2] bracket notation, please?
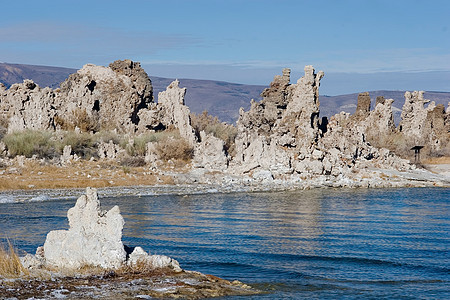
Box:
[40, 187, 181, 271]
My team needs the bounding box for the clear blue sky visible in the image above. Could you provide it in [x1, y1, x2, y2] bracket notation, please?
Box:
[1, 0, 449, 94]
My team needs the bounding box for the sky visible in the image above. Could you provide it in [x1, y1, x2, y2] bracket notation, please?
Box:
[1, 0, 450, 95]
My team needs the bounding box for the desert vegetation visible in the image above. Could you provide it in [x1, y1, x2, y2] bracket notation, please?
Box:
[191, 110, 237, 156]
[54, 107, 100, 132]
[0, 239, 29, 278]
[0, 127, 196, 168]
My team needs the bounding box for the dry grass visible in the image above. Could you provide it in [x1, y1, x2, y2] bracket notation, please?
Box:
[422, 156, 450, 164]
[0, 160, 175, 191]
[155, 137, 194, 162]
[55, 108, 100, 132]
[0, 239, 29, 278]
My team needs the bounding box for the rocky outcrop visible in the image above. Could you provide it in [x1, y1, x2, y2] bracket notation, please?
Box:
[366, 98, 396, 136]
[60, 145, 80, 164]
[54, 60, 153, 133]
[399, 91, 434, 144]
[43, 187, 126, 269]
[138, 80, 197, 145]
[353, 92, 371, 120]
[367, 90, 450, 157]
[0, 80, 57, 133]
[37, 187, 181, 271]
[233, 66, 324, 175]
[337, 90, 449, 159]
[98, 140, 124, 160]
[0, 60, 196, 140]
[193, 131, 228, 170]
[0, 60, 154, 134]
[230, 66, 417, 179]
[1, 59, 447, 184]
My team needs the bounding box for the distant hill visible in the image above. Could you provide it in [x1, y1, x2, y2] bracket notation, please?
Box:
[1, 63, 449, 124]
[0, 63, 76, 89]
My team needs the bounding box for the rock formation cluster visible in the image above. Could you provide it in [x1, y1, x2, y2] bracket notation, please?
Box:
[0, 59, 195, 138]
[1, 59, 449, 186]
[230, 66, 421, 180]
[398, 91, 449, 155]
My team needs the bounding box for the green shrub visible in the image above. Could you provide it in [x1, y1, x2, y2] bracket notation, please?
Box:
[58, 131, 97, 159]
[3, 130, 56, 158]
[94, 130, 123, 145]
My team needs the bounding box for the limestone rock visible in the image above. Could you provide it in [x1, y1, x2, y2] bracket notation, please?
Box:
[280, 65, 324, 149]
[353, 92, 371, 120]
[365, 98, 396, 138]
[0, 80, 57, 133]
[98, 140, 123, 160]
[252, 169, 274, 182]
[127, 246, 182, 272]
[0, 60, 153, 134]
[38, 187, 184, 272]
[376, 96, 385, 106]
[399, 91, 433, 142]
[109, 59, 153, 103]
[145, 142, 158, 164]
[397, 91, 449, 155]
[43, 187, 127, 269]
[137, 80, 197, 145]
[158, 80, 196, 145]
[60, 145, 78, 164]
[193, 131, 228, 170]
[55, 61, 152, 133]
[233, 66, 323, 175]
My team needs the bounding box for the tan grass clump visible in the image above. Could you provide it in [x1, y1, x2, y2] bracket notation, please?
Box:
[0, 240, 29, 278]
[155, 137, 194, 162]
[55, 108, 100, 132]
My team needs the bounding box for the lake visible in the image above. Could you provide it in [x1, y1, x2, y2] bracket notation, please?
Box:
[1, 187, 449, 299]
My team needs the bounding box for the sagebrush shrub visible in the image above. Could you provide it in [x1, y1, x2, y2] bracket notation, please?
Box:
[59, 131, 97, 159]
[155, 137, 194, 161]
[3, 130, 56, 158]
[119, 156, 146, 167]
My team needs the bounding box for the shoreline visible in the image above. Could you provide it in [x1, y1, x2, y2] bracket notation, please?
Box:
[1, 161, 448, 203]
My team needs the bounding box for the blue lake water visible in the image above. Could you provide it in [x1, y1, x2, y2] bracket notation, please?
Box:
[1, 187, 449, 299]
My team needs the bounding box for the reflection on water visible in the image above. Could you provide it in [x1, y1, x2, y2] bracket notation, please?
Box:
[1, 188, 449, 299]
